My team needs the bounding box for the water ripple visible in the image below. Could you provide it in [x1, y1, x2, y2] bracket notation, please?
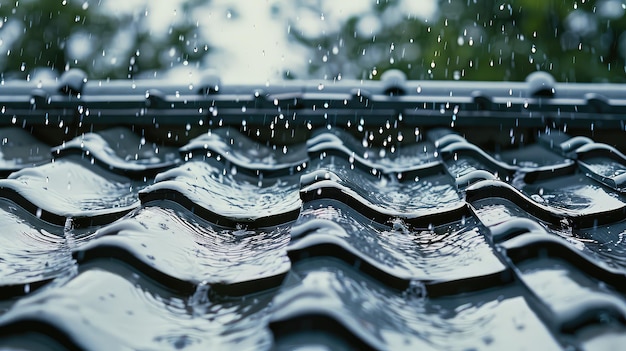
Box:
[271, 259, 560, 350]
[0, 200, 73, 290]
[77, 202, 290, 290]
[0, 266, 274, 350]
[140, 159, 301, 227]
[302, 157, 462, 219]
[0, 156, 142, 224]
[296, 202, 504, 285]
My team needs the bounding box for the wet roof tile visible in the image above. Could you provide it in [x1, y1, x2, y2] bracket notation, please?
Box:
[0, 77, 626, 349]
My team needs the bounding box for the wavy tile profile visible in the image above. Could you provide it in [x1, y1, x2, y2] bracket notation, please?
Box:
[52, 127, 181, 178]
[0, 264, 275, 350]
[440, 140, 574, 183]
[466, 178, 626, 228]
[500, 232, 626, 291]
[270, 258, 561, 350]
[301, 158, 467, 226]
[516, 256, 626, 333]
[576, 142, 626, 192]
[75, 201, 290, 295]
[290, 201, 507, 295]
[0, 155, 142, 227]
[497, 233, 626, 334]
[139, 158, 302, 227]
[1, 118, 626, 350]
[307, 128, 440, 174]
[473, 214, 626, 335]
[472, 196, 626, 278]
[537, 131, 593, 156]
[181, 128, 308, 176]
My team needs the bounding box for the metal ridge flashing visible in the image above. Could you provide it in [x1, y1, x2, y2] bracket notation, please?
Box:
[1, 69, 626, 130]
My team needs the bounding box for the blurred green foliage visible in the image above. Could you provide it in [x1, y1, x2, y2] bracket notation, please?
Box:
[0, 0, 209, 79]
[1, 0, 624, 82]
[289, 0, 626, 82]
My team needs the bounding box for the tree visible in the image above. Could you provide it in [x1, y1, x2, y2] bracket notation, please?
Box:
[287, 0, 626, 82]
[0, 0, 210, 79]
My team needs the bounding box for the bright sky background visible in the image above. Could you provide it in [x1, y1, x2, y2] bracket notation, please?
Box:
[102, 0, 438, 84]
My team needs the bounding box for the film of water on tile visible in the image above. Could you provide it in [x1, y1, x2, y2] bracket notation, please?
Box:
[1, 0, 626, 350]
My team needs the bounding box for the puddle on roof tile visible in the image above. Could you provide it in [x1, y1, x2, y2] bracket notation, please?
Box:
[523, 180, 625, 214]
[272, 259, 560, 350]
[306, 157, 461, 214]
[576, 222, 626, 271]
[0, 201, 73, 287]
[470, 200, 533, 227]
[298, 203, 504, 282]
[79, 202, 290, 286]
[578, 157, 626, 193]
[142, 160, 301, 224]
[579, 159, 626, 179]
[369, 176, 460, 213]
[3, 156, 142, 216]
[0, 267, 274, 350]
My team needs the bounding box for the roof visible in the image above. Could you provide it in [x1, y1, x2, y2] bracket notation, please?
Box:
[0, 70, 625, 350]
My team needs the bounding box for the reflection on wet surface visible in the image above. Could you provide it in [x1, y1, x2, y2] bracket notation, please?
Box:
[0, 127, 625, 349]
[0, 265, 275, 350]
[272, 258, 560, 350]
[78, 202, 291, 286]
[297, 203, 504, 282]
